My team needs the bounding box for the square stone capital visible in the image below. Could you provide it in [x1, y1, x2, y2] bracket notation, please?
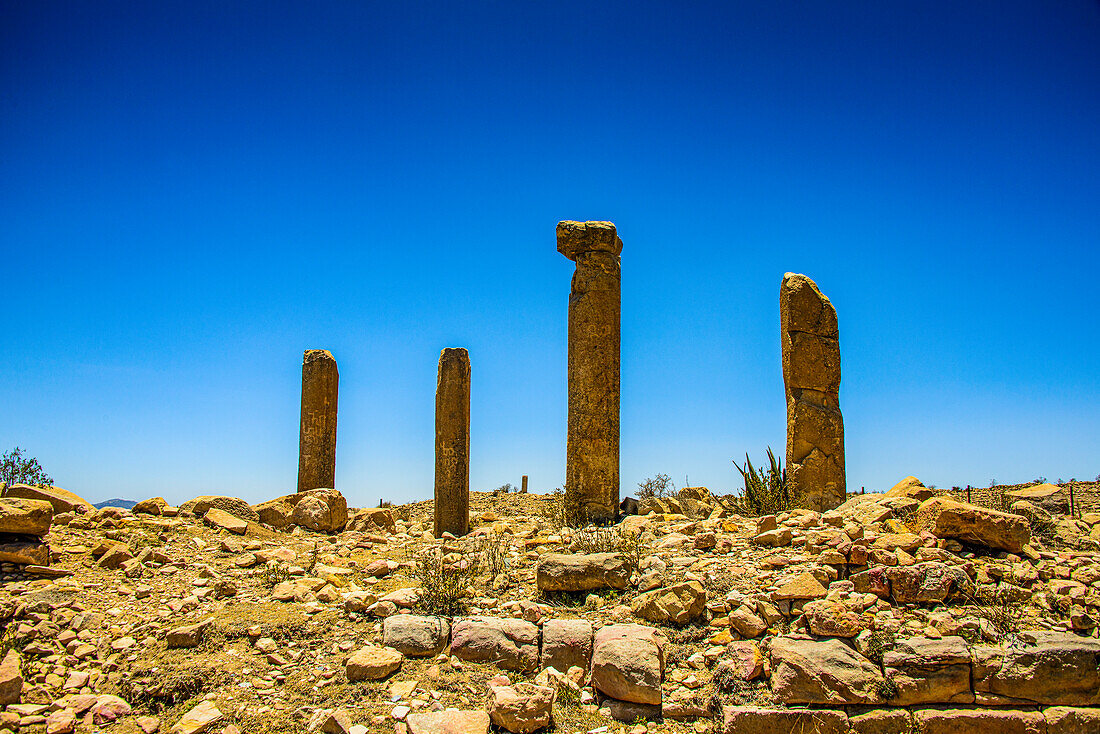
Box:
[557, 220, 622, 261]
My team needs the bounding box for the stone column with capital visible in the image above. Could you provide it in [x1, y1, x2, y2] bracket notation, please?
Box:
[297, 349, 339, 492]
[435, 347, 471, 537]
[557, 220, 622, 525]
[781, 273, 845, 511]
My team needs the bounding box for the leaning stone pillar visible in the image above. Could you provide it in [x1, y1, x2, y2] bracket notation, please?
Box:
[557, 220, 622, 525]
[297, 350, 339, 492]
[781, 273, 845, 511]
[435, 348, 470, 537]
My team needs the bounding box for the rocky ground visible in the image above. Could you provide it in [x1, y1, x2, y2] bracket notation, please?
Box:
[0, 478, 1097, 734]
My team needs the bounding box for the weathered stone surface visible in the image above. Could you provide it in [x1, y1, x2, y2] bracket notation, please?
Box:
[631, 580, 706, 624]
[254, 498, 293, 528]
[781, 273, 844, 511]
[203, 508, 247, 535]
[486, 682, 554, 733]
[345, 644, 402, 681]
[435, 347, 470, 537]
[916, 497, 1030, 552]
[774, 571, 828, 600]
[450, 617, 538, 672]
[802, 599, 865, 637]
[405, 710, 490, 734]
[1043, 707, 1100, 734]
[559, 220, 621, 525]
[166, 619, 211, 649]
[0, 498, 53, 536]
[382, 615, 450, 657]
[290, 488, 347, 532]
[590, 623, 665, 705]
[913, 708, 1045, 734]
[881, 636, 973, 705]
[769, 636, 883, 705]
[720, 706, 849, 734]
[178, 496, 260, 523]
[2, 484, 93, 514]
[168, 701, 223, 734]
[886, 562, 972, 605]
[535, 552, 630, 592]
[0, 650, 23, 705]
[346, 507, 395, 533]
[972, 631, 1100, 705]
[0, 536, 50, 565]
[603, 698, 662, 722]
[728, 605, 768, 638]
[297, 349, 338, 492]
[719, 641, 763, 680]
[132, 497, 169, 515]
[885, 476, 935, 501]
[848, 709, 913, 734]
[540, 618, 592, 673]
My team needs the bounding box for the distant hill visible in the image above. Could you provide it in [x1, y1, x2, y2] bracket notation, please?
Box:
[93, 498, 138, 509]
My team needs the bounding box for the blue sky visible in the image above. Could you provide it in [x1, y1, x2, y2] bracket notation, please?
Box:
[2, 1, 1098, 506]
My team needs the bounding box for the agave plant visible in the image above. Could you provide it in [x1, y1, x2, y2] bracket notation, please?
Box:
[733, 447, 796, 516]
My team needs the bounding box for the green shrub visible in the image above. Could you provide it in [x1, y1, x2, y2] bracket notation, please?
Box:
[732, 447, 798, 515]
[415, 547, 472, 616]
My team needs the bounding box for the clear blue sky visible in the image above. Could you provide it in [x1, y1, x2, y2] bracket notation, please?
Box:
[3, 1, 1098, 506]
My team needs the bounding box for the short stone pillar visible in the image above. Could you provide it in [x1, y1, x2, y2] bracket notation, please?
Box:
[781, 273, 845, 511]
[297, 349, 339, 492]
[557, 220, 622, 525]
[521, 475, 528, 494]
[435, 348, 471, 537]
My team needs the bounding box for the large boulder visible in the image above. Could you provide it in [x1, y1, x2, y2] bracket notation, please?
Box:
[2, 484, 93, 514]
[0, 498, 53, 536]
[590, 623, 666, 705]
[253, 489, 347, 533]
[486, 683, 554, 733]
[203, 508, 247, 535]
[885, 562, 973, 605]
[630, 580, 706, 624]
[132, 497, 169, 515]
[885, 476, 935, 501]
[916, 497, 1030, 552]
[450, 617, 538, 672]
[347, 507, 395, 533]
[178, 495, 260, 524]
[769, 636, 884, 705]
[972, 631, 1100, 705]
[382, 615, 450, 657]
[535, 553, 631, 592]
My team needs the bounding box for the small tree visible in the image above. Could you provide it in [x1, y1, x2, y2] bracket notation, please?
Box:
[1, 448, 53, 488]
[637, 473, 675, 500]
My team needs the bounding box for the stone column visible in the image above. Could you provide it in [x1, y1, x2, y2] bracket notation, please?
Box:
[781, 273, 845, 511]
[297, 349, 339, 492]
[521, 475, 528, 494]
[435, 348, 470, 537]
[557, 220, 622, 525]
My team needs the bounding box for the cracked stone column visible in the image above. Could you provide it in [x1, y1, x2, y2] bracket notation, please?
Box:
[297, 349, 339, 492]
[435, 347, 470, 537]
[557, 220, 622, 525]
[781, 273, 845, 511]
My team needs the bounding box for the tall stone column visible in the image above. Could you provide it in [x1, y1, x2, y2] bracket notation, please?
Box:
[297, 349, 339, 492]
[435, 348, 470, 537]
[557, 220, 621, 525]
[781, 273, 845, 511]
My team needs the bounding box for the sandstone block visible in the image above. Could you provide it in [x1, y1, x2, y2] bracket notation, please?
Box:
[450, 617, 538, 672]
[630, 580, 706, 624]
[916, 497, 1030, 552]
[590, 623, 665, 705]
[345, 644, 402, 681]
[972, 631, 1100, 705]
[0, 536, 50, 565]
[881, 636, 973, 705]
[0, 498, 53, 536]
[769, 636, 883, 705]
[486, 682, 554, 733]
[132, 497, 169, 515]
[382, 615, 449, 657]
[720, 706, 849, 734]
[168, 700, 223, 734]
[203, 508, 247, 535]
[2, 484, 93, 514]
[540, 618, 592, 674]
[535, 552, 631, 592]
[0, 650, 23, 705]
[178, 496, 260, 523]
[405, 710, 490, 734]
[1043, 706, 1100, 734]
[913, 708, 1044, 734]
